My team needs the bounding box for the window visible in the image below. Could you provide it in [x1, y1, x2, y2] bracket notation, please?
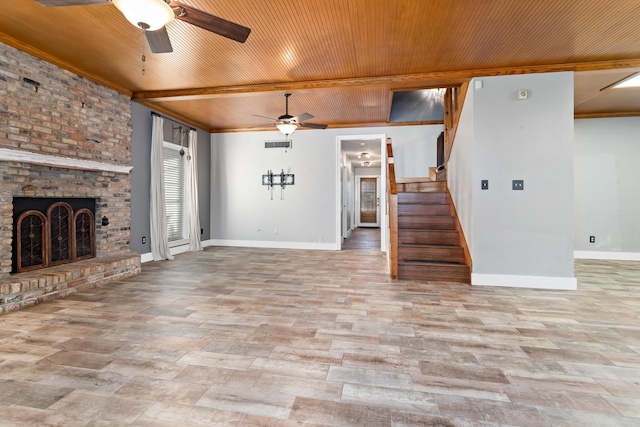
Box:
[163, 141, 187, 243]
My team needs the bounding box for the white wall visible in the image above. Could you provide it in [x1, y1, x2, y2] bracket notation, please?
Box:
[211, 130, 337, 249]
[211, 125, 435, 250]
[450, 72, 576, 289]
[354, 167, 382, 176]
[448, 84, 475, 254]
[575, 117, 640, 257]
[391, 125, 443, 178]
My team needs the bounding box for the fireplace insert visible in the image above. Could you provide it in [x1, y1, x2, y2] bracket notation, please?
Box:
[12, 198, 96, 274]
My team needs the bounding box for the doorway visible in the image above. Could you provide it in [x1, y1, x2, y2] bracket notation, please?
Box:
[336, 134, 387, 252]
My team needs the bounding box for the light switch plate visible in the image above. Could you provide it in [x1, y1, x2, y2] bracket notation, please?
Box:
[512, 180, 524, 190]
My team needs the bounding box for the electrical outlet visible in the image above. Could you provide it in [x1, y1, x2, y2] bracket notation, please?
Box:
[141, 236, 146, 244]
[481, 180, 489, 190]
[589, 236, 595, 243]
[512, 180, 524, 190]
[200, 228, 203, 235]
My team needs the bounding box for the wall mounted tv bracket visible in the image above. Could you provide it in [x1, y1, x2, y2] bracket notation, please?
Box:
[262, 169, 295, 200]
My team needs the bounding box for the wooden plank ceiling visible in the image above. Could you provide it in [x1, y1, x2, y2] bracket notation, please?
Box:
[2, 0, 640, 131]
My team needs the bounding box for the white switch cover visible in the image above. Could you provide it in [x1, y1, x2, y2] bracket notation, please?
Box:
[475, 80, 483, 89]
[518, 89, 528, 100]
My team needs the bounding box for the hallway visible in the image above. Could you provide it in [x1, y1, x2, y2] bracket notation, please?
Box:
[342, 227, 381, 251]
[0, 246, 638, 426]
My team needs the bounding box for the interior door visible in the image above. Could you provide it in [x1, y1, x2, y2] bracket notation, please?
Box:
[359, 177, 379, 227]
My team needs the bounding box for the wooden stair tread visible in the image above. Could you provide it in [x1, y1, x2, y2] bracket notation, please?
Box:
[399, 260, 468, 267]
[396, 177, 434, 183]
[400, 243, 460, 248]
[398, 204, 451, 216]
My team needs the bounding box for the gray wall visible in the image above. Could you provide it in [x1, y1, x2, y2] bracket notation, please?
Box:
[449, 72, 575, 285]
[575, 117, 640, 253]
[130, 103, 211, 255]
[210, 125, 439, 248]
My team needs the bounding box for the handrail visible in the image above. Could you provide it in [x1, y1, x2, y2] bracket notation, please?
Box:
[444, 81, 469, 163]
[386, 138, 398, 279]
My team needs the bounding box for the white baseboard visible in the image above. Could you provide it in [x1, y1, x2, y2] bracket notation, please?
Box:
[207, 239, 339, 251]
[574, 251, 640, 261]
[472, 273, 577, 290]
[140, 241, 209, 263]
[139, 239, 335, 262]
[140, 252, 154, 263]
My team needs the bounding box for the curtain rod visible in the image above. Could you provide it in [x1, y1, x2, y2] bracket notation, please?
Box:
[150, 112, 196, 132]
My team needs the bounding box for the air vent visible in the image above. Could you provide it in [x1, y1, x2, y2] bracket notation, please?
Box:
[265, 140, 291, 149]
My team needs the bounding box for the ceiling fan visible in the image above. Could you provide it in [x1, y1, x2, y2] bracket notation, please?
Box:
[253, 93, 328, 136]
[33, 0, 251, 53]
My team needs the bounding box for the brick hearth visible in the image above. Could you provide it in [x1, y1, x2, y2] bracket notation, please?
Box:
[0, 253, 140, 314]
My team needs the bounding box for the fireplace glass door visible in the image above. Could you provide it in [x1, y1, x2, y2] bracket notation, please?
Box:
[15, 201, 95, 273]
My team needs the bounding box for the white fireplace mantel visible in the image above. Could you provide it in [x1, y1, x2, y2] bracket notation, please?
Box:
[0, 147, 132, 174]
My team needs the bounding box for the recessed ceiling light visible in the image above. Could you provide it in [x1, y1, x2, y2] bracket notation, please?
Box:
[611, 73, 640, 89]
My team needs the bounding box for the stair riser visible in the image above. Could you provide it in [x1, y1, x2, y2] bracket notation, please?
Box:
[398, 264, 470, 283]
[398, 192, 448, 205]
[398, 182, 447, 193]
[398, 216, 455, 230]
[397, 204, 451, 216]
[398, 230, 460, 246]
[394, 182, 469, 284]
[399, 247, 465, 263]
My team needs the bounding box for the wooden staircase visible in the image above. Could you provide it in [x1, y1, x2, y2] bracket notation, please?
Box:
[385, 85, 472, 283]
[395, 180, 470, 283]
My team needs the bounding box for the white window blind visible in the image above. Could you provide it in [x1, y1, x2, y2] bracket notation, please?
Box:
[163, 142, 187, 242]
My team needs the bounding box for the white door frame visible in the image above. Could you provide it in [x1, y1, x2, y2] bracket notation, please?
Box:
[335, 134, 387, 252]
[341, 164, 350, 240]
[355, 175, 381, 227]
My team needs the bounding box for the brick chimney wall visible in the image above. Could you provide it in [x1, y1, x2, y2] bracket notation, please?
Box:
[0, 43, 133, 278]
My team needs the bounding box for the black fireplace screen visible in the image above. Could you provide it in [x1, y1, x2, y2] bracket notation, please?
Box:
[12, 199, 95, 274]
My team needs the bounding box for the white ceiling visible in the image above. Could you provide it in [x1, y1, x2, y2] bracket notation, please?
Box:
[341, 138, 382, 169]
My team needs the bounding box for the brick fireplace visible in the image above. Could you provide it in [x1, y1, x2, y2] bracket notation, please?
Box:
[0, 43, 141, 313]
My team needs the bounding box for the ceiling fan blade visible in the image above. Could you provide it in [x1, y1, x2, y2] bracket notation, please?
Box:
[33, 0, 108, 5]
[145, 27, 173, 54]
[252, 114, 278, 122]
[300, 122, 328, 129]
[293, 113, 314, 122]
[169, 2, 251, 43]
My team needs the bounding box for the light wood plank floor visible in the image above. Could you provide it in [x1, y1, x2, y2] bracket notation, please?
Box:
[0, 238, 639, 426]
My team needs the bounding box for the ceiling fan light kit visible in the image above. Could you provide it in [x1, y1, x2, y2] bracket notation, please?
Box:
[276, 122, 298, 136]
[112, 0, 174, 31]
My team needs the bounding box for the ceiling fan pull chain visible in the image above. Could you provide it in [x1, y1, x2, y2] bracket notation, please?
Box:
[141, 28, 146, 76]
